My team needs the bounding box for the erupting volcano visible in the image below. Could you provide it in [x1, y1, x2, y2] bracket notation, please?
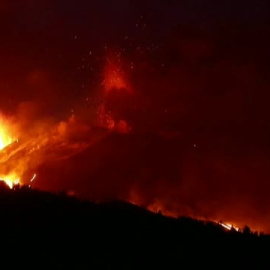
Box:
[0, 53, 133, 190]
[0, 0, 269, 235]
[0, 48, 267, 233]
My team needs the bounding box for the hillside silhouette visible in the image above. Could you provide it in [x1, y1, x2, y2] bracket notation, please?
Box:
[0, 182, 269, 269]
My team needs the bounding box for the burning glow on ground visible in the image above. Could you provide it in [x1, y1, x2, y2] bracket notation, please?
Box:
[0, 173, 20, 189]
[217, 221, 239, 231]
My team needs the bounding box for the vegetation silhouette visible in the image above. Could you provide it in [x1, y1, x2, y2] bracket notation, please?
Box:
[0, 182, 268, 269]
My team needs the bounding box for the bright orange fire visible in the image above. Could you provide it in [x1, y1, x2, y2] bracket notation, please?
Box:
[0, 114, 16, 150]
[0, 172, 20, 189]
[0, 114, 21, 188]
[218, 221, 239, 231]
[0, 111, 92, 189]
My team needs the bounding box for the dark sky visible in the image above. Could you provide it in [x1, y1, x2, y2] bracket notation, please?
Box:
[1, 0, 270, 232]
[0, 0, 269, 118]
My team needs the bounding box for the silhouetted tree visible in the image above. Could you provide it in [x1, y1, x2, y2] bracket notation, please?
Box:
[243, 225, 251, 235]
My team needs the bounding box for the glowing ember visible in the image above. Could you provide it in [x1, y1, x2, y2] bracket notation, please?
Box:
[30, 173, 37, 182]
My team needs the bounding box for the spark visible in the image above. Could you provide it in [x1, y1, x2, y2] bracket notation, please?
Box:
[30, 174, 37, 183]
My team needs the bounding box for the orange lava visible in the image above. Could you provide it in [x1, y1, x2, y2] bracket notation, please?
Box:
[0, 114, 16, 150]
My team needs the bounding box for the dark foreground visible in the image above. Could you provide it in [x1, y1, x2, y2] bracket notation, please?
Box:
[0, 184, 269, 269]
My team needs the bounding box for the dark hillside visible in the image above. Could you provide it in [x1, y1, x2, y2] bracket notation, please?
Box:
[0, 184, 268, 269]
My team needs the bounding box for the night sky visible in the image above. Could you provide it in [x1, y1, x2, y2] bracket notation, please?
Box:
[1, 0, 270, 232]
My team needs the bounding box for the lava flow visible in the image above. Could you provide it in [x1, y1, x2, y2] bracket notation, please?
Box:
[0, 111, 92, 189]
